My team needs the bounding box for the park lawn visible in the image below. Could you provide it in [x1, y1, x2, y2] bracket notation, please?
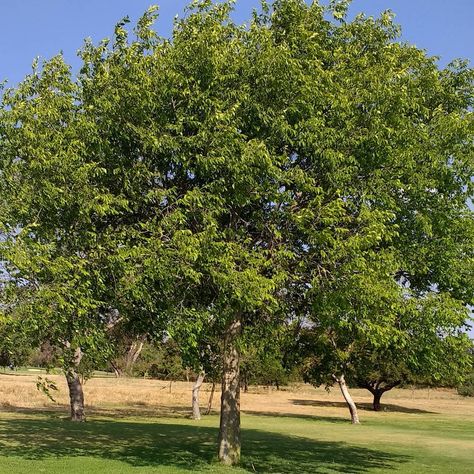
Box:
[0, 410, 473, 473]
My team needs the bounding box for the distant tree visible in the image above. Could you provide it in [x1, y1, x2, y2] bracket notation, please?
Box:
[0, 315, 32, 370]
[457, 347, 474, 397]
[299, 291, 472, 422]
[353, 308, 473, 411]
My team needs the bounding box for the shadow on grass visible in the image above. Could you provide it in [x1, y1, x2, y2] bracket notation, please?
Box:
[0, 404, 193, 419]
[0, 412, 409, 473]
[242, 409, 349, 424]
[291, 399, 436, 414]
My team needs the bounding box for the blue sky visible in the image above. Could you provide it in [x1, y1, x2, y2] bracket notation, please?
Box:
[0, 1, 473, 85]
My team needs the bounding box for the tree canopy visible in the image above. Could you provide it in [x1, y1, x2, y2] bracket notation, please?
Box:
[0, 0, 473, 465]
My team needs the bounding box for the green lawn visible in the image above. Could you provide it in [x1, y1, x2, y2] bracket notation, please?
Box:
[0, 409, 472, 473]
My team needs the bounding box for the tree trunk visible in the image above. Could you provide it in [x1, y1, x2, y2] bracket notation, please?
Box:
[124, 338, 145, 375]
[333, 374, 360, 424]
[110, 361, 123, 378]
[373, 390, 383, 411]
[218, 317, 242, 465]
[192, 371, 205, 420]
[363, 380, 401, 411]
[206, 381, 216, 415]
[65, 347, 85, 422]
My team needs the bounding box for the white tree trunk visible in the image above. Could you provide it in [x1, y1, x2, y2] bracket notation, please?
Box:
[334, 374, 360, 424]
[192, 371, 205, 420]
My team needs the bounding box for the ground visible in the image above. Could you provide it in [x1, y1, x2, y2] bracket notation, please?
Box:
[0, 371, 473, 473]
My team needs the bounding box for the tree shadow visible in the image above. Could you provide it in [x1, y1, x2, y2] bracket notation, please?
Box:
[0, 404, 193, 420]
[291, 399, 436, 414]
[0, 413, 409, 473]
[242, 409, 349, 424]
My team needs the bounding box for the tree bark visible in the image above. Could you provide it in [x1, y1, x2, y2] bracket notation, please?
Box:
[206, 381, 216, 415]
[218, 317, 242, 465]
[124, 337, 145, 375]
[192, 370, 205, 420]
[110, 361, 123, 378]
[373, 390, 382, 411]
[65, 347, 85, 422]
[333, 374, 360, 424]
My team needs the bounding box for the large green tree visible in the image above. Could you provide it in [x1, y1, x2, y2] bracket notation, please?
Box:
[1, 0, 473, 465]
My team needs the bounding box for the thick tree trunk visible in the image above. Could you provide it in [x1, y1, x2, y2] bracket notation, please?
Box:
[333, 374, 360, 424]
[373, 390, 383, 411]
[192, 371, 205, 420]
[218, 317, 242, 465]
[66, 347, 85, 422]
[206, 381, 216, 415]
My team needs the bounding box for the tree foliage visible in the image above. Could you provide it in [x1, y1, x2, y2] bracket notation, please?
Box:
[0, 0, 473, 462]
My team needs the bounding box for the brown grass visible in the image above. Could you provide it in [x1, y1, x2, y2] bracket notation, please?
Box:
[1, 371, 473, 421]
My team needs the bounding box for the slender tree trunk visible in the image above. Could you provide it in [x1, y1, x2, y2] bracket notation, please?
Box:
[110, 361, 123, 378]
[124, 338, 145, 375]
[65, 347, 85, 422]
[333, 374, 360, 424]
[218, 317, 242, 465]
[206, 381, 216, 415]
[192, 370, 205, 420]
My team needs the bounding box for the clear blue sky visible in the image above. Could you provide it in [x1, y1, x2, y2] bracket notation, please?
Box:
[0, 1, 473, 86]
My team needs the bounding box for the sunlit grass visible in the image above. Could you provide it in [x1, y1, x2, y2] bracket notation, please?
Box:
[0, 410, 473, 473]
[0, 373, 473, 472]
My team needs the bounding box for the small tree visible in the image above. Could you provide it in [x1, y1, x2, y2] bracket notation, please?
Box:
[300, 293, 472, 420]
[353, 304, 473, 411]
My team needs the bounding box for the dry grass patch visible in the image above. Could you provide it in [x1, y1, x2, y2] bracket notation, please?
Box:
[1, 371, 473, 422]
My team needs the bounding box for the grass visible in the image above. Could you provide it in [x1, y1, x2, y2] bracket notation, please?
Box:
[0, 373, 473, 473]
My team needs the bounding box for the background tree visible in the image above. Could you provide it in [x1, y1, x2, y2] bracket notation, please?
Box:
[353, 302, 473, 411]
[0, 52, 129, 421]
[299, 292, 472, 419]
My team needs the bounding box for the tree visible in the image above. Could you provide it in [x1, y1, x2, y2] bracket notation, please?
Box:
[0, 51, 129, 421]
[299, 292, 472, 420]
[458, 347, 474, 397]
[266, 0, 474, 423]
[353, 303, 473, 411]
[1, 0, 473, 464]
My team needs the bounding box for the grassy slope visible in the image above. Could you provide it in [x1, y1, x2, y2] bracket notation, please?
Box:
[0, 410, 473, 473]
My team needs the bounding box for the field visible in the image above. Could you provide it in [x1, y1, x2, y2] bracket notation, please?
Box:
[0, 372, 473, 473]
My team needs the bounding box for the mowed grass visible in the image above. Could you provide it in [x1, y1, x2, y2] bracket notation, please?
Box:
[0, 374, 473, 473]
